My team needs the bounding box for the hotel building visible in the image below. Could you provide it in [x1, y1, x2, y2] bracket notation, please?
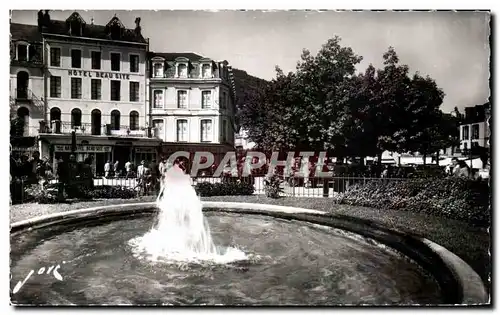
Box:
[148, 52, 236, 165]
[10, 11, 161, 175]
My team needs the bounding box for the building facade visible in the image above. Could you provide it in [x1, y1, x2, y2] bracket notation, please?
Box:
[10, 11, 162, 175]
[148, 52, 236, 165]
[459, 103, 490, 153]
[10, 19, 46, 157]
[10, 10, 241, 176]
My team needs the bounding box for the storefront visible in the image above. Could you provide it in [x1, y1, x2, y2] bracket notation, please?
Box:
[134, 147, 157, 167]
[53, 144, 112, 176]
[39, 134, 162, 177]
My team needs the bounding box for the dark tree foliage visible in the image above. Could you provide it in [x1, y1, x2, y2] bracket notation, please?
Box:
[238, 38, 455, 160]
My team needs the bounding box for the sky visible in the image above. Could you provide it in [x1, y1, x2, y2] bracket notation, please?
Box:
[10, 10, 490, 112]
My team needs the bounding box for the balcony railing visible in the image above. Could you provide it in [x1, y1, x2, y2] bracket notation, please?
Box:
[39, 121, 157, 138]
[14, 88, 44, 113]
[15, 88, 32, 101]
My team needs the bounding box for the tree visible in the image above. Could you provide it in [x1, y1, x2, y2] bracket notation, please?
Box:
[10, 116, 25, 137]
[239, 41, 451, 169]
[350, 48, 449, 166]
[238, 36, 364, 155]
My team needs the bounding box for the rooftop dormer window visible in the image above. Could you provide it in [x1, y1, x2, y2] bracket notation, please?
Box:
[106, 16, 125, 41]
[201, 63, 212, 78]
[66, 12, 86, 37]
[177, 63, 188, 78]
[17, 44, 28, 61]
[152, 60, 164, 78]
[70, 21, 82, 36]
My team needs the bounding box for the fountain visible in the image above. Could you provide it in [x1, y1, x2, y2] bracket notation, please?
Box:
[129, 164, 247, 264]
[9, 164, 487, 305]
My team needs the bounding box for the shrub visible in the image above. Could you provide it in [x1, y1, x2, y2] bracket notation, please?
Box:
[263, 175, 284, 199]
[24, 183, 58, 204]
[89, 185, 137, 199]
[333, 177, 490, 226]
[194, 180, 255, 197]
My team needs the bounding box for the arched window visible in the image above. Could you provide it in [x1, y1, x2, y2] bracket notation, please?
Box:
[111, 110, 120, 130]
[129, 111, 139, 131]
[91, 109, 101, 135]
[49, 107, 61, 123]
[71, 108, 82, 128]
[16, 107, 29, 137]
[16, 71, 29, 99]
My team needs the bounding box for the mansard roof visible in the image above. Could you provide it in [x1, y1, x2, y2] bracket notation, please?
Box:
[45, 19, 147, 44]
[10, 23, 42, 42]
[149, 52, 206, 61]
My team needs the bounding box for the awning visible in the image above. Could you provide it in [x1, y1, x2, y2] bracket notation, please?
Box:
[464, 158, 484, 169]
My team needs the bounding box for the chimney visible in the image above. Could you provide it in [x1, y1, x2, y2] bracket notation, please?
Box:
[134, 17, 141, 35]
[43, 10, 51, 29]
[37, 10, 44, 31]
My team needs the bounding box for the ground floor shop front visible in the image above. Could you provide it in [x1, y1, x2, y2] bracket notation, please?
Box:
[39, 135, 161, 177]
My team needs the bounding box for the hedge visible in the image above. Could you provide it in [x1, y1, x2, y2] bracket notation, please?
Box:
[194, 181, 255, 197]
[332, 177, 490, 226]
[24, 184, 137, 203]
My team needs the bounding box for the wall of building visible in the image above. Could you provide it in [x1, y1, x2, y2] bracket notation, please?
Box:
[10, 64, 45, 136]
[45, 39, 148, 128]
[149, 76, 235, 146]
[459, 121, 488, 150]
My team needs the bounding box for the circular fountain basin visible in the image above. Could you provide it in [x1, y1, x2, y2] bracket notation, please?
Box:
[10, 202, 487, 306]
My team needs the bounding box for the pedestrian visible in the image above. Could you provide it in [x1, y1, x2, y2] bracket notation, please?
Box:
[113, 160, 120, 177]
[104, 160, 111, 178]
[450, 157, 461, 176]
[125, 160, 132, 179]
[137, 160, 146, 179]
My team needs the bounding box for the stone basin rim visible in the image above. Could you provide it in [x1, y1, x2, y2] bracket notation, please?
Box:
[10, 201, 488, 305]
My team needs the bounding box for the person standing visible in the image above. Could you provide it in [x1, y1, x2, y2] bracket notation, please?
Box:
[104, 160, 111, 178]
[56, 156, 66, 201]
[137, 160, 146, 179]
[125, 160, 132, 179]
[113, 160, 120, 177]
[30, 151, 42, 182]
[158, 157, 167, 176]
[450, 157, 461, 176]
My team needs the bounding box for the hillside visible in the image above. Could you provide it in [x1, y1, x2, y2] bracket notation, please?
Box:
[231, 68, 268, 111]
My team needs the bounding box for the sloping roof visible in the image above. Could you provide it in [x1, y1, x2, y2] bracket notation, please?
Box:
[11, 19, 148, 44]
[149, 52, 206, 61]
[10, 23, 42, 42]
[44, 19, 148, 44]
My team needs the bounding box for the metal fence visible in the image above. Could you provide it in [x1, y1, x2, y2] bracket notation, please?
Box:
[10, 174, 408, 204]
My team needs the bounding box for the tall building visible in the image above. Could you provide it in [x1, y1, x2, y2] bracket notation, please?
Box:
[148, 52, 236, 164]
[10, 11, 162, 175]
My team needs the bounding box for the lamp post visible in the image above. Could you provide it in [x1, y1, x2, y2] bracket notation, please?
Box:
[71, 131, 77, 153]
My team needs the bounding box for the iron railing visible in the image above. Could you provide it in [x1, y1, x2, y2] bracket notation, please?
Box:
[10, 174, 409, 204]
[13, 88, 44, 113]
[39, 121, 155, 138]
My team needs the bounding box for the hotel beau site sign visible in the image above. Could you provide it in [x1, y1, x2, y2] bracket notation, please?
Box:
[68, 70, 131, 80]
